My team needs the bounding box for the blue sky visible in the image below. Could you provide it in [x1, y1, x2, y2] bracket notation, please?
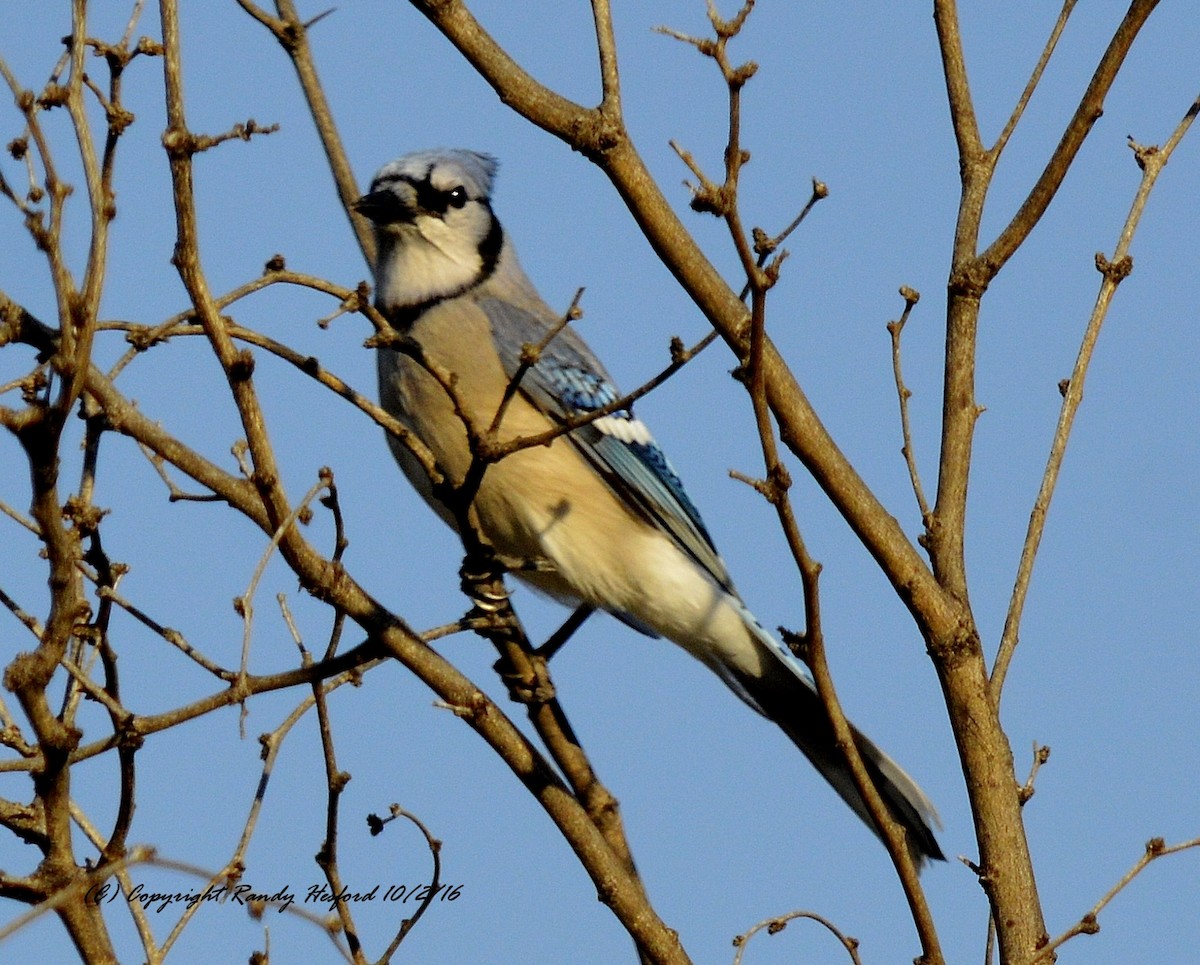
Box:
[1, 2, 1198, 962]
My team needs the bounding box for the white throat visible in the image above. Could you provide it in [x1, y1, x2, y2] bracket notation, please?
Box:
[374, 219, 485, 314]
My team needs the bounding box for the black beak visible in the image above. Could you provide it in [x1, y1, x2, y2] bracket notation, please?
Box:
[353, 189, 411, 225]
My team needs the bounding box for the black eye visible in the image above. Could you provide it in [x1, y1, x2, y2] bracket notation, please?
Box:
[446, 186, 468, 209]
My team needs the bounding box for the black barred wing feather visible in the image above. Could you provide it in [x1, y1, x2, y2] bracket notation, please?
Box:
[482, 297, 736, 597]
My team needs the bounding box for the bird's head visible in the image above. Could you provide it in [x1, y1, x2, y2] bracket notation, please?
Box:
[355, 149, 503, 316]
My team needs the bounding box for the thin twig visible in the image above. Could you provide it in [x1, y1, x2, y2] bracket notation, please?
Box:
[0, 692, 35, 758]
[992, 89, 1200, 699]
[591, 0, 621, 117]
[0, 585, 45, 639]
[118, 0, 148, 49]
[235, 476, 330, 684]
[97, 586, 235, 680]
[310, 616, 366, 962]
[374, 805, 443, 961]
[151, 461, 223, 501]
[107, 315, 444, 486]
[991, 0, 1079, 159]
[0, 845, 157, 946]
[487, 288, 584, 437]
[60, 657, 129, 720]
[732, 907, 862, 965]
[153, 687, 347, 963]
[235, 0, 375, 262]
[1028, 836, 1200, 963]
[488, 326, 717, 459]
[1018, 743, 1051, 807]
[680, 3, 943, 957]
[0, 640, 388, 776]
[887, 287, 932, 527]
[69, 802, 159, 960]
[979, 0, 1162, 276]
[104, 267, 363, 378]
[534, 605, 595, 662]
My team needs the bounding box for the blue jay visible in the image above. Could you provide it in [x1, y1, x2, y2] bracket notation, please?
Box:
[355, 148, 943, 866]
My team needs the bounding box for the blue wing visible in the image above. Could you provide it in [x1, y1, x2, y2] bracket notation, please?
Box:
[481, 297, 736, 598]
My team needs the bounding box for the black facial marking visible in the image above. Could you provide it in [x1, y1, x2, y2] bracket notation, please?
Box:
[369, 159, 503, 326]
[477, 204, 503, 280]
[354, 187, 408, 224]
[407, 163, 473, 217]
[379, 202, 504, 327]
[362, 165, 476, 222]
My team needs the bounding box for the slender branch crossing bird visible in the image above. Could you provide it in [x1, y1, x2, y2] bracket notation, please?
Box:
[354, 148, 943, 867]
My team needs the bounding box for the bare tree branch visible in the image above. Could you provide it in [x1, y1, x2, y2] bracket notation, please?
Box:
[732, 906, 862, 965]
[1029, 836, 1200, 964]
[992, 88, 1200, 698]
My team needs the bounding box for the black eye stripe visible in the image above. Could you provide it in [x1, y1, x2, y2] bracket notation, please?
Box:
[368, 165, 478, 218]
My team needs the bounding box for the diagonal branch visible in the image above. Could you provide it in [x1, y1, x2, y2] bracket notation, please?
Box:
[1028, 836, 1200, 964]
[736, 191, 944, 965]
[406, 0, 619, 156]
[991, 0, 1079, 160]
[978, 0, 1161, 277]
[236, 0, 376, 262]
[991, 90, 1200, 699]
